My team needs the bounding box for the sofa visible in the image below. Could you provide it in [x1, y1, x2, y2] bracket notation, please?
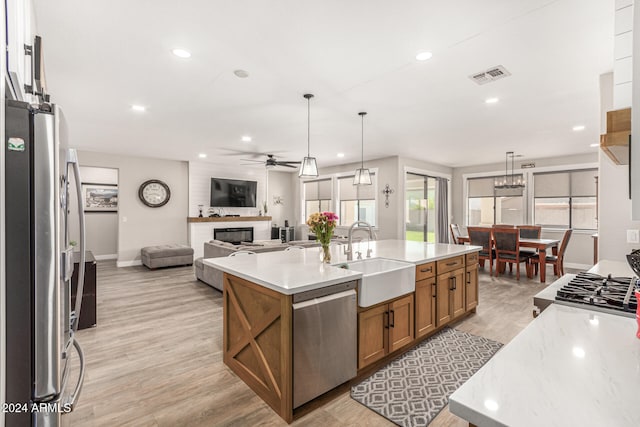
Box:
[195, 239, 322, 291]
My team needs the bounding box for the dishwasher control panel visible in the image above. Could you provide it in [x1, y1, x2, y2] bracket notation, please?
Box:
[292, 280, 357, 303]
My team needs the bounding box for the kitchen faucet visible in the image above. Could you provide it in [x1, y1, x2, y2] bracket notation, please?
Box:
[346, 221, 374, 260]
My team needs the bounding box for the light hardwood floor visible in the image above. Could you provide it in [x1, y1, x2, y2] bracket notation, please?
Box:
[62, 261, 561, 427]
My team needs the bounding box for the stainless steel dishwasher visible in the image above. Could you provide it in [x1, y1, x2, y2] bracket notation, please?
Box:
[292, 280, 357, 408]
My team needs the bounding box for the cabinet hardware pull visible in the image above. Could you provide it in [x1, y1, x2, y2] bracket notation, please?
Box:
[390, 309, 395, 328]
[432, 282, 437, 298]
[384, 311, 389, 329]
[446, 261, 457, 266]
[453, 277, 457, 290]
[467, 271, 471, 284]
[420, 267, 432, 272]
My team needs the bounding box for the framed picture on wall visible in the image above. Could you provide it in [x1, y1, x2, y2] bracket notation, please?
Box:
[82, 184, 118, 212]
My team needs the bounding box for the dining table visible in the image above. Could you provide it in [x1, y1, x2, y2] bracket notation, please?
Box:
[456, 234, 560, 283]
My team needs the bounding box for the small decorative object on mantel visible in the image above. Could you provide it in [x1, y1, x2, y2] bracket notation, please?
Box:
[381, 184, 395, 208]
[262, 201, 268, 215]
[198, 205, 204, 217]
[306, 211, 338, 263]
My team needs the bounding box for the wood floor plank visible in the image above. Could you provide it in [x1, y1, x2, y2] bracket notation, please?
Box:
[61, 260, 564, 426]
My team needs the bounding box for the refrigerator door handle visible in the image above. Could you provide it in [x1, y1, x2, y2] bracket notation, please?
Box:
[64, 338, 86, 411]
[67, 149, 86, 331]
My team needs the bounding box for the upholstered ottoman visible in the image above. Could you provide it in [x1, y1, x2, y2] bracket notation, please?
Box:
[141, 244, 194, 269]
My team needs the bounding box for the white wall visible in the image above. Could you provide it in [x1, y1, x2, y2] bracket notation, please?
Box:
[188, 161, 267, 217]
[72, 151, 189, 266]
[632, 0, 640, 219]
[598, 1, 640, 261]
[78, 166, 118, 258]
[267, 170, 295, 227]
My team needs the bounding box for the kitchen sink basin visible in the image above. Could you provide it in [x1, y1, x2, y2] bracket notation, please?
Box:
[342, 258, 416, 307]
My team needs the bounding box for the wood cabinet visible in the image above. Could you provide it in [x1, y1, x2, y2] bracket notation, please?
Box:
[465, 264, 479, 312]
[600, 108, 631, 165]
[415, 277, 436, 338]
[358, 294, 414, 369]
[436, 267, 465, 325]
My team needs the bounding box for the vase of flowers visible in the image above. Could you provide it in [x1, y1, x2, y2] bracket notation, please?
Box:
[306, 211, 338, 263]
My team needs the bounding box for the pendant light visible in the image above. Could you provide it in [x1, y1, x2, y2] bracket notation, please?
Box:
[353, 112, 372, 185]
[298, 93, 319, 178]
[494, 151, 525, 189]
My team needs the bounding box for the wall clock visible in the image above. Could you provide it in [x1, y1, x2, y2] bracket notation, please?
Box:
[138, 179, 171, 208]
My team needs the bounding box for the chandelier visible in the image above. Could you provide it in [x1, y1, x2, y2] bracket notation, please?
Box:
[494, 151, 525, 189]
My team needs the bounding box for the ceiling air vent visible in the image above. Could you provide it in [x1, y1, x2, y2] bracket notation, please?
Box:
[469, 65, 511, 85]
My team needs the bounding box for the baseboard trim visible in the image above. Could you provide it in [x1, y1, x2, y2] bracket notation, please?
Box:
[94, 254, 117, 261]
[564, 262, 592, 270]
[116, 260, 142, 268]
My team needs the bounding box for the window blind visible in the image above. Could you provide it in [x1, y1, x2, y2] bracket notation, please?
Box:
[534, 169, 597, 198]
[303, 179, 331, 201]
[338, 174, 376, 201]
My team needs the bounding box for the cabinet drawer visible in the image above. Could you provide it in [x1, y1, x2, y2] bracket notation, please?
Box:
[415, 262, 435, 281]
[437, 256, 464, 274]
[466, 252, 479, 265]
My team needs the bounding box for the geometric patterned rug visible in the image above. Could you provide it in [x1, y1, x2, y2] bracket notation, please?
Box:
[351, 327, 503, 427]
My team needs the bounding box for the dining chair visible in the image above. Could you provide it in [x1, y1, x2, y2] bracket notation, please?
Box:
[529, 229, 573, 277]
[450, 224, 462, 244]
[468, 227, 494, 275]
[493, 224, 515, 229]
[228, 250, 256, 257]
[517, 225, 542, 256]
[517, 225, 542, 239]
[493, 228, 532, 280]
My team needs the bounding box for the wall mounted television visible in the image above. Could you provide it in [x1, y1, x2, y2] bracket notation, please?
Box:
[210, 178, 257, 207]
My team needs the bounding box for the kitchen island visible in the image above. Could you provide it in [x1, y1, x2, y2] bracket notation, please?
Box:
[206, 239, 482, 422]
[450, 260, 640, 427]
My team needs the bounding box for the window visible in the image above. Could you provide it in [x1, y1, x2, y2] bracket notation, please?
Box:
[303, 179, 332, 219]
[467, 175, 525, 226]
[338, 174, 376, 226]
[405, 173, 436, 242]
[533, 169, 597, 229]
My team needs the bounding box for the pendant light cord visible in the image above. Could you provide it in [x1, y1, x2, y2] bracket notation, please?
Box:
[361, 113, 364, 168]
[307, 96, 311, 157]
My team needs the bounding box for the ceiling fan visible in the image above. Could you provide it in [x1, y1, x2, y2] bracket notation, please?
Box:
[241, 154, 301, 169]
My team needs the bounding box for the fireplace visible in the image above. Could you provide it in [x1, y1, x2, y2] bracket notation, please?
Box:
[214, 227, 254, 245]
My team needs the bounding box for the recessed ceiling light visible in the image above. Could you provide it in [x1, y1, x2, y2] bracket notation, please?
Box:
[415, 51, 433, 61]
[131, 105, 146, 112]
[198, 153, 207, 159]
[241, 136, 252, 142]
[573, 125, 586, 131]
[172, 48, 191, 58]
[485, 97, 499, 104]
[234, 69, 249, 78]
[337, 153, 345, 158]
[590, 143, 599, 148]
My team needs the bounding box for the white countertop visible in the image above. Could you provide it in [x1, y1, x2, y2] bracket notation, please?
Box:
[204, 240, 481, 295]
[449, 304, 640, 427]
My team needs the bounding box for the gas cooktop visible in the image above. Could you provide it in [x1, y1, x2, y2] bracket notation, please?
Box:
[554, 272, 637, 317]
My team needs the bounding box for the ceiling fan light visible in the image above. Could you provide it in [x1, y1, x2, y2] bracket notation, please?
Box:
[298, 157, 318, 178]
[354, 168, 372, 185]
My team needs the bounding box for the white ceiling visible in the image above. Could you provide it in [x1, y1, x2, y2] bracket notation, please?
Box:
[33, 0, 614, 169]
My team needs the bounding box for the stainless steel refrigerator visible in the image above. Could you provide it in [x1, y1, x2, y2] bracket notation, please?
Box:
[5, 99, 86, 426]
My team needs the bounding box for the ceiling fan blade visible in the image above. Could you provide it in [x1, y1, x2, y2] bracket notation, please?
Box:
[275, 160, 301, 164]
[240, 158, 265, 163]
[217, 148, 285, 158]
[276, 163, 298, 169]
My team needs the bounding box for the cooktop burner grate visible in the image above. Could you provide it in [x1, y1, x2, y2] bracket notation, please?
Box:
[555, 273, 637, 314]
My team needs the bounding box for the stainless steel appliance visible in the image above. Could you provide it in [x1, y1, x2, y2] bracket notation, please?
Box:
[292, 281, 357, 408]
[554, 272, 637, 318]
[5, 99, 86, 426]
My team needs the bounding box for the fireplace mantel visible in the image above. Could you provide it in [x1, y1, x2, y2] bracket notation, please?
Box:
[187, 216, 272, 223]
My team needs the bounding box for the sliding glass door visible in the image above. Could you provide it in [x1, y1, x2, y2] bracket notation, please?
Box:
[405, 173, 436, 242]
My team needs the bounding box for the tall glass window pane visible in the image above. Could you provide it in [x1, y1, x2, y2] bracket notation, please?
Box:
[468, 197, 494, 226]
[571, 196, 597, 229]
[534, 198, 570, 228]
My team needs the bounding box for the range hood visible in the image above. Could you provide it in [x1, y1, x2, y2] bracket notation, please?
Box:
[600, 108, 631, 165]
